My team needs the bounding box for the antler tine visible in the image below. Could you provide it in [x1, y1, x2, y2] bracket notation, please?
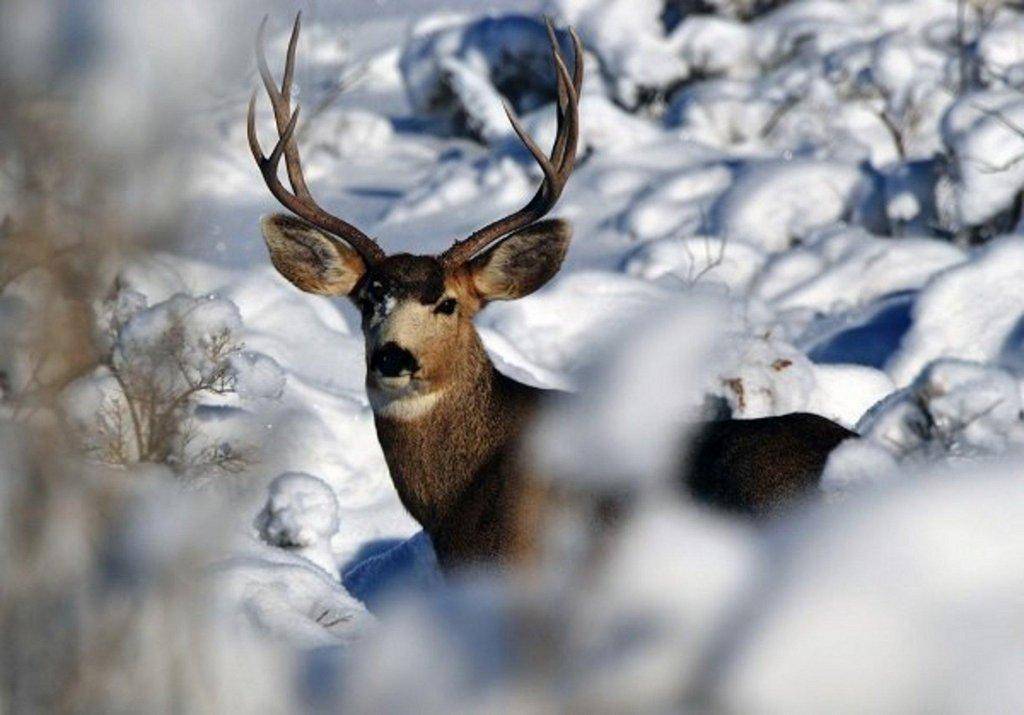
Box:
[546, 20, 584, 170]
[441, 20, 583, 267]
[256, 13, 312, 201]
[250, 16, 385, 264]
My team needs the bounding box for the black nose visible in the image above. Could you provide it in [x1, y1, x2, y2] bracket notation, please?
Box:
[370, 342, 419, 378]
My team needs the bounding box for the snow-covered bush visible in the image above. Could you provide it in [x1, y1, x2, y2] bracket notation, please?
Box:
[710, 159, 871, 252]
[887, 235, 1024, 385]
[752, 225, 965, 313]
[940, 90, 1024, 233]
[400, 15, 579, 141]
[550, 0, 688, 108]
[68, 290, 284, 477]
[858, 358, 1024, 461]
[623, 234, 767, 293]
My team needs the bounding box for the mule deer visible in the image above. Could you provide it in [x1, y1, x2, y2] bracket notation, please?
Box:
[248, 15, 854, 570]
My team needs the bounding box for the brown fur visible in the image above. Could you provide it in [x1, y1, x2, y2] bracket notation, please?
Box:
[372, 331, 543, 570]
[683, 413, 857, 517]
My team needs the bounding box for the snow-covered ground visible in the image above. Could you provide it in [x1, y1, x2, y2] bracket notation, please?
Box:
[5, 0, 1024, 710]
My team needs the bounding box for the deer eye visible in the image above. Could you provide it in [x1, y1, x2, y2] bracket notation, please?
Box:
[434, 298, 457, 316]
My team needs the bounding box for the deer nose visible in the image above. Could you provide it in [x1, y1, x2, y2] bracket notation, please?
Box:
[370, 342, 419, 378]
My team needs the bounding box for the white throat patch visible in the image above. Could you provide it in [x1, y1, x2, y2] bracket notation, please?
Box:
[369, 387, 445, 422]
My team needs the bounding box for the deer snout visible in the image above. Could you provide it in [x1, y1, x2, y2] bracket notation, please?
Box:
[370, 341, 420, 379]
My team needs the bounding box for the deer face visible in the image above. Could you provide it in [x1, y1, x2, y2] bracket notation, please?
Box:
[249, 14, 581, 419]
[261, 216, 572, 416]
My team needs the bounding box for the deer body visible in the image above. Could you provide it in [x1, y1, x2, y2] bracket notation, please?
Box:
[248, 15, 855, 573]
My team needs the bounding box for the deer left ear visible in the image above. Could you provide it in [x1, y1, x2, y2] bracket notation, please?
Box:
[468, 219, 572, 302]
[260, 214, 366, 296]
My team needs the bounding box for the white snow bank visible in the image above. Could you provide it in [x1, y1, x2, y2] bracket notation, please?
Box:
[887, 236, 1024, 385]
[715, 459, 1024, 714]
[711, 160, 869, 253]
[561, 502, 760, 710]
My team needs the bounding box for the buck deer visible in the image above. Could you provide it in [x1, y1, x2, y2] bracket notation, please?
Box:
[248, 15, 855, 571]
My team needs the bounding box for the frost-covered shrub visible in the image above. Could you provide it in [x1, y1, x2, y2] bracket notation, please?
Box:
[712, 334, 892, 426]
[858, 359, 1024, 461]
[69, 289, 284, 477]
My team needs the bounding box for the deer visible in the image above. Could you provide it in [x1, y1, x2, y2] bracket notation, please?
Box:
[247, 15, 856, 572]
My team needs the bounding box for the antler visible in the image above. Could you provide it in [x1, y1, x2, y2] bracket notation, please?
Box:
[441, 19, 584, 267]
[248, 13, 386, 264]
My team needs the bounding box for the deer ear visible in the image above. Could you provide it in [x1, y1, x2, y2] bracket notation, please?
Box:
[468, 219, 571, 302]
[260, 214, 366, 296]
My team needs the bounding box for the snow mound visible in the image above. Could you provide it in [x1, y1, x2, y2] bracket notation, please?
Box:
[255, 472, 341, 577]
[941, 91, 1024, 227]
[819, 438, 900, 500]
[399, 15, 578, 140]
[714, 334, 892, 427]
[477, 270, 672, 388]
[711, 160, 869, 253]
[530, 295, 727, 489]
[618, 164, 733, 241]
[753, 226, 965, 313]
[550, 0, 687, 108]
[214, 545, 373, 649]
[623, 235, 766, 294]
[671, 15, 758, 80]
[887, 236, 1024, 386]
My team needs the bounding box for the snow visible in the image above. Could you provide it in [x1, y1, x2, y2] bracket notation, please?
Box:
[711, 160, 870, 253]
[255, 472, 342, 577]
[10, 0, 1024, 709]
[530, 296, 727, 488]
[887, 236, 1024, 385]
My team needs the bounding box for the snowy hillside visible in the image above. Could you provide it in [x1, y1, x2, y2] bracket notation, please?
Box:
[3, 0, 1024, 711]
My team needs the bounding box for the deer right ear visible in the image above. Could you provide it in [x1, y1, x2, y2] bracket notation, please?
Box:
[468, 219, 572, 302]
[260, 214, 366, 296]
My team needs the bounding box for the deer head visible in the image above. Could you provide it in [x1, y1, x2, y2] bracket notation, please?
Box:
[249, 14, 582, 419]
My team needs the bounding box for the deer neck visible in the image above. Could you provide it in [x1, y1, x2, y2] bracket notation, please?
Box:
[370, 332, 538, 566]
